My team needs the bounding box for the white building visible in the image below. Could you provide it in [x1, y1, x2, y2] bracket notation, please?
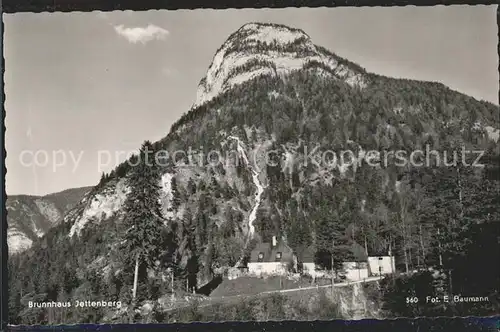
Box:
[368, 255, 396, 276]
[297, 243, 371, 281]
[343, 262, 369, 281]
[247, 236, 294, 277]
[341, 242, 370, 281]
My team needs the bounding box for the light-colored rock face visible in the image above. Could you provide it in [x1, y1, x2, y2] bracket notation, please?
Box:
[68, 180, 130, 237]
[8, 228, 33, 254]
[64, 171, 182, 238]
[7, 187, 91, 254]
[485, 126, 499, 142]
[193, 23, 366, 108]
[34, 199, 62, 230]
[160, 172, 176, 222]
[473, 121, 499, 143]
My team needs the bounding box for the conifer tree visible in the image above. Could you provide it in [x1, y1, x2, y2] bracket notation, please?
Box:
[315, 204, 350, 277]
[121, 140, 165, 315]
[170, 176, 181, 210]
[187, 177, 197, 195]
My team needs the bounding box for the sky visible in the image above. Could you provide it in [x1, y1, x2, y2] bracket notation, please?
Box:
[3, 5, 499, 196]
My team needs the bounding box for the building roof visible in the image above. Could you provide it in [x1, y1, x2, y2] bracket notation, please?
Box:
[296, 242, 368, 263]
[349, 242, 368, 262]
[368, 255, 393, 259]
[296, 245, 315, 263]
[249, 241, 294, 263]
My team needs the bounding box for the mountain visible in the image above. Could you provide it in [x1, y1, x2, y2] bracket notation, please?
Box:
[193, 22, 366, 108]
[8, 22, 500, 324]
[7, 187, 92, 254]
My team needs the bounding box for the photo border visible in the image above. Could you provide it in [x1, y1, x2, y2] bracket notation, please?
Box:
[1, 0, 499, 331]
[1, 0, 496, 14]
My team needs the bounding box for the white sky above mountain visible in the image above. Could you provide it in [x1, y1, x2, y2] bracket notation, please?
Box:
[4, 5, 499, 195]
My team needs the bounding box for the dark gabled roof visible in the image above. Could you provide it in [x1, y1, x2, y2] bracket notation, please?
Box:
[349, 242, 369, 262]
[296, 245, 315, 263]
[295, 242, 368, 263]
[250, 241, 293, 263]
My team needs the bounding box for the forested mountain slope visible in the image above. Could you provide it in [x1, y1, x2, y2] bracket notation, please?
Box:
[8, 22, 499, 324]
[7, 186, 92, 254]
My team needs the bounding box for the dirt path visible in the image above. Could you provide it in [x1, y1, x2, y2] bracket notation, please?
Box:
[163, 276, 382, 312]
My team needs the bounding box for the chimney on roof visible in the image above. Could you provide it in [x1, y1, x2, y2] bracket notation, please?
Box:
[272, 236, 277, 247]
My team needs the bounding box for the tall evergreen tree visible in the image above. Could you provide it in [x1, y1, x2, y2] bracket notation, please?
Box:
[121, 141, 165, 316]
[315, 203, 351, 277]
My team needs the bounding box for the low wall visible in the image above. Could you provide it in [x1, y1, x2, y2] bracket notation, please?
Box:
[248, 262, 288, 276]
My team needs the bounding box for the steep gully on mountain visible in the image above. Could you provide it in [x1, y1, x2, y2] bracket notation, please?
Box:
[228, 136, 264, 266]
[203, 139, 373, 318]
[197, 136, 264, 295]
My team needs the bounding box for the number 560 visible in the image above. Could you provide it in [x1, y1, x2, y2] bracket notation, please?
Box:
[406, 297, 419, 304]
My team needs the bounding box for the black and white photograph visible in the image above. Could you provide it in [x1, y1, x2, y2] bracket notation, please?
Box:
[4, 5, 500, 325]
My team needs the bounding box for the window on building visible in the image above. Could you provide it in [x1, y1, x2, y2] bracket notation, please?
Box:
[276, 252, 282, 261]
[258, 252, 264, 262]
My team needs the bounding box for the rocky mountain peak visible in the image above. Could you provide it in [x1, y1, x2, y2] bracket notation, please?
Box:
[193, 22, 367, 108]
